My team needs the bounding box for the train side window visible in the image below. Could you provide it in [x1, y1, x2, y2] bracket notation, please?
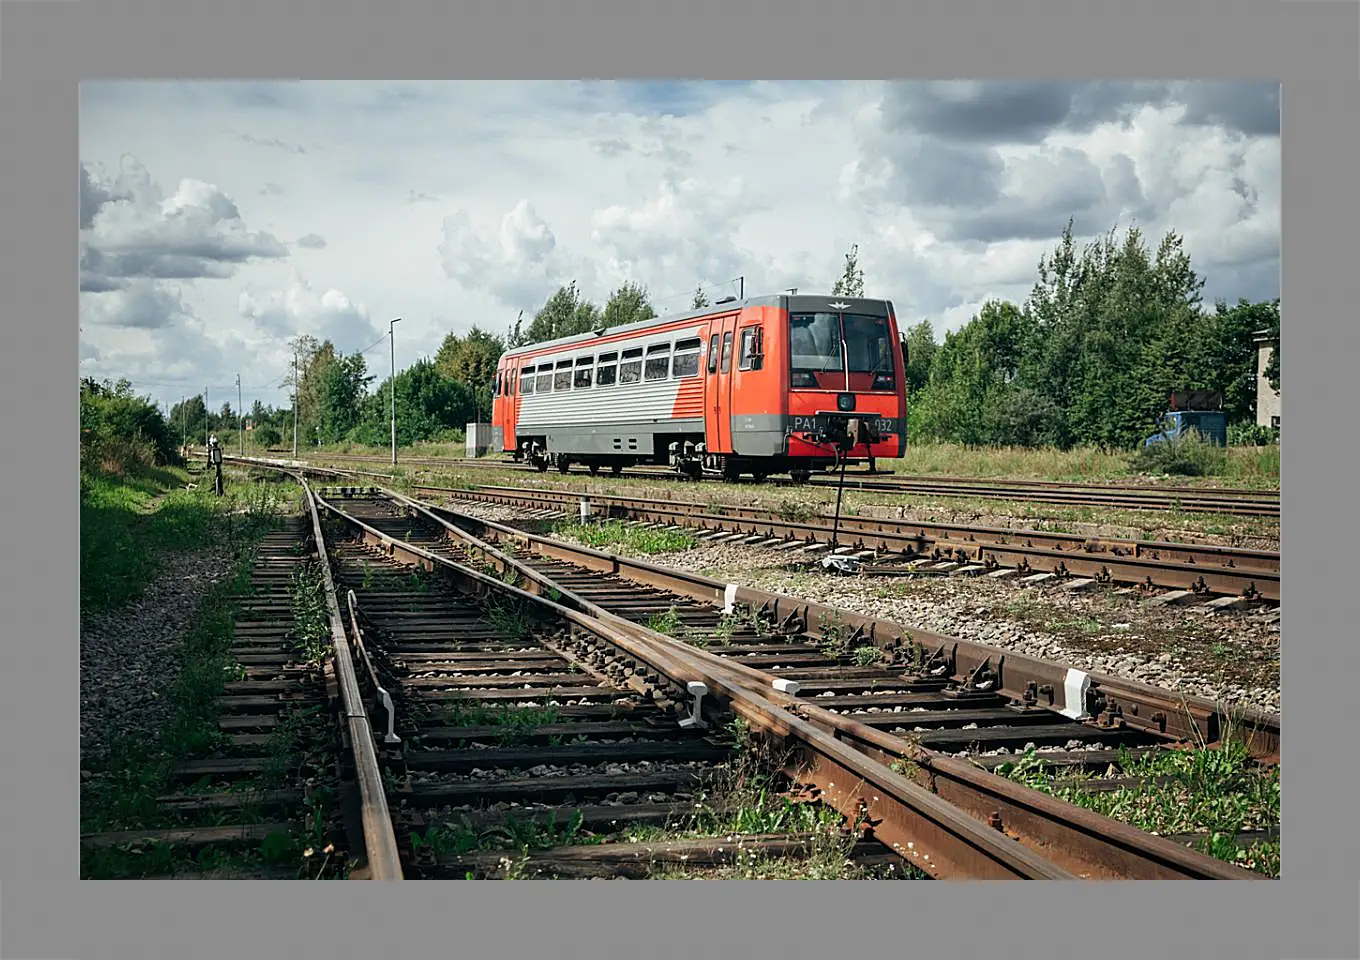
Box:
[720, 332, 733, 373]
[520, 366, 535, 395]
[554, 360, 574, 392]
[596, 351, 618, 387]
[644, 343, 671, 381]
[672, 338, 701, 378]
[619, 348, 644, 384]
[574, 355, 594, 389]
[536, 364, 554, 393]
[738, 327, 764, 371]
[707, 334, 720, 374]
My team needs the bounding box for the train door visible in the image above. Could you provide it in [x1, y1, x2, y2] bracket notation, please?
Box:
[502, 360, 516, 452]
[703, 315, 738, 453]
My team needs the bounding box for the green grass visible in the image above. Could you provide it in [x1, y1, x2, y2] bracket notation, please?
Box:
[288, 561, 332, 664]
[552, 519, 696, 555]
[79, 467, 329, 878]
[890, 440, 1278, 488]
[80, 464, 300, 615]
[994, 738, 1280, 877]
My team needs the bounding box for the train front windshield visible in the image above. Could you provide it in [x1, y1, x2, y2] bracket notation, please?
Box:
[789, 312, 895, 391]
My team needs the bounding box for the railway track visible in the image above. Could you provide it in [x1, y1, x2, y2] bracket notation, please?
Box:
[80, 493, 401, 880]
[265, 460, 1279, 878]
[422, 482, 1280, 604]
[145, 457, 1276, 879]
[277, 450, 1280, 519]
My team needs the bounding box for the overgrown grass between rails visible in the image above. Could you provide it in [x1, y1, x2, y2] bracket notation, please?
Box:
[412, 718, 914, 878]
[288, 561, 332, 664]
[550, 519, 696, 555]
[993, 734, 1280, 877]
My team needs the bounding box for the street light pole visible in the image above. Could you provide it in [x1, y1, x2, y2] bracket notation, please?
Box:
[389, 318, 402, 466]
[236, 374, 243, 457]
[292, 351, 299, 458]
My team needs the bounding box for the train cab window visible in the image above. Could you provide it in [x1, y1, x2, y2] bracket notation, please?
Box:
[574, 356, 594, 389]
[535, 365, 554, 393]
[596, 352, 618, 387]
[672, 338, 701, 378]
[619, 348, 644, 385]
[644, 343, 671, 381]
[720, 332, 733, 373]
[520, 366, 535, 395]
[707, 334, 720, 374]
[738, 327, 763, 371]
[554, 360, 574, 392]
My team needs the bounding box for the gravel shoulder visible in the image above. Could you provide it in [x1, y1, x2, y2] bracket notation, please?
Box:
[80, 543, 239, 769]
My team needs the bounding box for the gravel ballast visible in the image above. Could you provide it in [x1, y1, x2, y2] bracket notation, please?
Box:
[80, 544, 241, 767]
[444, 500, 1281, 717]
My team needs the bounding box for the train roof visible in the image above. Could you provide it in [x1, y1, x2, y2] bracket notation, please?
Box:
[500, 295, 897, 361]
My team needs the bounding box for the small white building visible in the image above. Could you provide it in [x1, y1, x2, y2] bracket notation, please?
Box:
[466, 422, 494, 458]
[1253, 331, 1280, 429]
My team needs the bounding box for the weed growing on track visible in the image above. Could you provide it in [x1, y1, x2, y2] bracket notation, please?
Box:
[482, 596, 536, 641]
[288, 561, 332, 664]
[409, 717, 919, 879]
[994, 736, 1280, 877]
[645, 606, 690, 640]
[551, 519, 696, 555]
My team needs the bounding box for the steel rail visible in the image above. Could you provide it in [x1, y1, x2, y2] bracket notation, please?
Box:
[279, 450, 1280, 517]
[426, 483, 1282, 601]
[228, 459, 1279, 755]
[318, 482, 1267, 879]
[222, 460, 1279, 599]
[409, 493, 1281, 760]
[305, 486, 1080, 879]
[297, 474, 404, 880]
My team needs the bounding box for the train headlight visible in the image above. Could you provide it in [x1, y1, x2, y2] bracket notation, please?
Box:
[836, 393, 855, 412]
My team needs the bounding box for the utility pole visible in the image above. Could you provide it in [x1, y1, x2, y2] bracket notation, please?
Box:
[181, 395, 187, 455]
[292, 351, 300, 457]
[389, 317, 402, 466]
[236, 374, 243, 457]
[204, 386, 209, 446]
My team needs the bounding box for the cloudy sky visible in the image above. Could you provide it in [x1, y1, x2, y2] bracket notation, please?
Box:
[77, 80, 1280, 413]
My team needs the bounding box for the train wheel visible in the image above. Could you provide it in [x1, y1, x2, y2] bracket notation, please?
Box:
[752, 471, 769, 483]
[790, 469, 811, 484]
[610, 464, 623, 476]
[535, 459, 548, 473]
[588, 463, 600, 476]
[557, 457, 571, 474]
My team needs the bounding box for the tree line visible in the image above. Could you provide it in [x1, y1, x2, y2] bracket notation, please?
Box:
[898, 222, 1279, 449]
[80, 219, 1281, 469]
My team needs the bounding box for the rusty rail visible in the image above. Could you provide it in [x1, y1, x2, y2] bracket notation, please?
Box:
[436, 483, 1281, 602]
[298, 475, 404, 880]
[264, 450, 1281, 518]
[313, 482, 1267, 879]
[306, 486, 1079, 879]
[419, 495, 1280, 761]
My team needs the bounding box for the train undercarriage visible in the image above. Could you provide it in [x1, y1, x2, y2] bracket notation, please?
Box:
[512, 437, 852, 484]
